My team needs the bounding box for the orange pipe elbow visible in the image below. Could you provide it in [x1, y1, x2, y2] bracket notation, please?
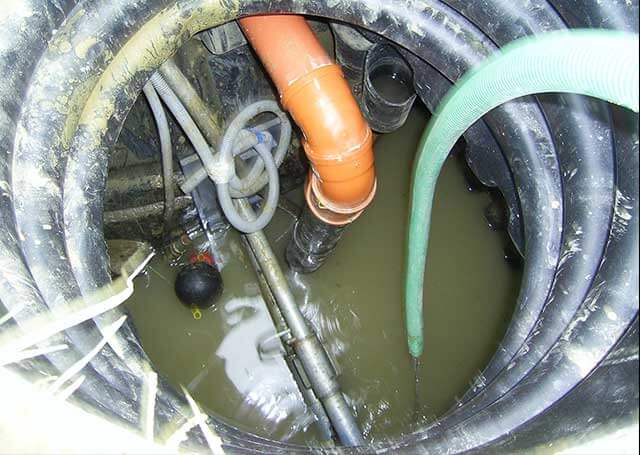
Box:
[239, 15, 376, 225]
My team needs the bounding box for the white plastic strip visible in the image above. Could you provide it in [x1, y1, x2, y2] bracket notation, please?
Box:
[0, 245, 153, 365]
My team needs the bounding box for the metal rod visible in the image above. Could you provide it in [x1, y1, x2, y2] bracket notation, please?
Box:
[241, 235, 334, 442]
[235, 198, 364, 447]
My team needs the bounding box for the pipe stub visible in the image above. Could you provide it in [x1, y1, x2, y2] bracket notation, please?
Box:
[361, 44, 416, 133]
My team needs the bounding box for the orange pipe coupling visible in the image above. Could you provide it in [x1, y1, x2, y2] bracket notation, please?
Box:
[239, 15, 376, 225]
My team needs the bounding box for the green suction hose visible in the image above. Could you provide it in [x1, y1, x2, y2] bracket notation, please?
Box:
[405, 30, 639, 358]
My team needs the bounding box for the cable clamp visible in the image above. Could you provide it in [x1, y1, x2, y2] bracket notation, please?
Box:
[205, 151, 235, 184]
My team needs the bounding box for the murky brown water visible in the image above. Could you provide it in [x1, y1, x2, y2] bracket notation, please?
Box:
[125, 106, 521, 445]
[370, 69, 413, 104]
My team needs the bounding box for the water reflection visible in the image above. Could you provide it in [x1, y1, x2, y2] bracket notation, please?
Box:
[215, 295, 314, 440]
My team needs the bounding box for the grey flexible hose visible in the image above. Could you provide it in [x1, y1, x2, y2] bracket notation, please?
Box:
[228, 129, 277, 198]
[157, 58, 223, 146]
[157, 58, 290, 197]
[217, 141, 280, 233]
[142, 82, 174, 234]
[213, 100, 293, 232]
[149, 72, 232, 184]
[150, 70, 290, 232]
[150, 73, 286, 232]
[221, 100, 292, 197]
[151, 72, 290, 200]
[181, 119, 281, 195]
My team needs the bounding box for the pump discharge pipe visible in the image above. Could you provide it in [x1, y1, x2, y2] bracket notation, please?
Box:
[239, 15, 376, 273]
[404, 30, 639, 359]
[236, 197, 364, 446]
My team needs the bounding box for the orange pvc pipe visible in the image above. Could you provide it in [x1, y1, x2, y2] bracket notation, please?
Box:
[239, 15, 376, 225]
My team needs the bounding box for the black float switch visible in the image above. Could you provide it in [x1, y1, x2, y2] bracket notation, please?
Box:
[174, 252, 223, 309]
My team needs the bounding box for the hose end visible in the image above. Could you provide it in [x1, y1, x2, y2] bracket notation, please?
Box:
[408, 336, 424, 359]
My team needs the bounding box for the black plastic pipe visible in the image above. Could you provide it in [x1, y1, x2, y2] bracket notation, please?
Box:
[0, 1, 637, 453]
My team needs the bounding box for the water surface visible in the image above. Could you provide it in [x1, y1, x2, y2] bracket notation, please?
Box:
[125, 106, 521, 444]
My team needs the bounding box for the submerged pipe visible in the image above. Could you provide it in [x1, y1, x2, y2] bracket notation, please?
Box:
[235, 198, 364, 446]
[239, 15, 376, 270]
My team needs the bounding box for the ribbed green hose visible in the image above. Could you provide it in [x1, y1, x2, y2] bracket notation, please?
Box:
[405, 30, 639, 358]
